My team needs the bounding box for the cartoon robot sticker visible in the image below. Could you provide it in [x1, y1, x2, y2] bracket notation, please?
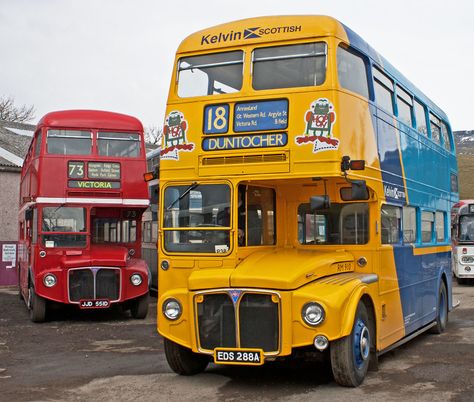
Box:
[295, 98, 339, 153]
[160, 110, 195, 160]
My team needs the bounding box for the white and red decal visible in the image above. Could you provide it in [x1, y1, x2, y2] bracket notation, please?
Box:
[295, 98, 339, 153]
[161, 110, 195, 161]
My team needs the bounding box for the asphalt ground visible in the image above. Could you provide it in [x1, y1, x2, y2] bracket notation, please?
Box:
[0, 282, 473, 402]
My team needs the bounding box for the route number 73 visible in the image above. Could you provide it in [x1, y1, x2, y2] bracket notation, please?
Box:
[68, 161, 85, 178]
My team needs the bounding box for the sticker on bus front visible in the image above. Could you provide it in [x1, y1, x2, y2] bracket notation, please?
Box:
[214, 348, 264, 366]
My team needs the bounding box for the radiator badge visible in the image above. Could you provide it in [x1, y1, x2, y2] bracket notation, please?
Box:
[229, 289, 242, 304]
[295, 98, 339, 153]
[161, 110, 195, 161]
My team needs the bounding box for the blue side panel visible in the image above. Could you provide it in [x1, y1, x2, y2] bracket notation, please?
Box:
[393, 246, 451, 335]
[376, 109, 406, 205]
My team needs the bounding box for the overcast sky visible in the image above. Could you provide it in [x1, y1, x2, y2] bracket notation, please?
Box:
[1, 0, 472, 131]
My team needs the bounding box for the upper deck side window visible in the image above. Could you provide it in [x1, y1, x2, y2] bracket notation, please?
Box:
[414, 99, 428, 136]
[252, 42, 327, 90]
[337, 45, 369, 98]
[34, 130, 42, 156]
[97, 132, 141, 157]
[177, 51, 244, 98]
[396, 85, 413, 127]
[429, 113, 441, 145]
[46, 129, 92, 155]
[373, 67, 394, 113]
[440, 121, 453, 152]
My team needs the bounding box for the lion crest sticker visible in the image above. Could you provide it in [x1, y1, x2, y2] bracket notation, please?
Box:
[295, 98, 339, 153]
[160, 110, 195, 161]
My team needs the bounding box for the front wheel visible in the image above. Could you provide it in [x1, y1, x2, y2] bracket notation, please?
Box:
[430, 281, 448, 334]
[330, 302, 372, 387]
[130, 293, 149, 319]
[28, 284, 47, 323]
[164, 338, 209, 375]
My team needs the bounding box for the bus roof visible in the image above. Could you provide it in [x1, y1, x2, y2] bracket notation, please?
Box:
[36, 110, 143, 132]
[177, 15, 448, 122]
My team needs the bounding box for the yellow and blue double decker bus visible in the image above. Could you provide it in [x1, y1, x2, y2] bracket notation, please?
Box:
[157, 16, 458, 386]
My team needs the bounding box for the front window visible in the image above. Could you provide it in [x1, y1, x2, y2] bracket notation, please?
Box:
[298, 203, 369, 245]
[163, 184, 231, 253]
[177, 51, 244, 97]
[97, 132, 141, 157]
[253, 42, 327, 90]
[46, 130, 92, 155]
[41, 207, 87, 247]
[458, 215, 474, 242]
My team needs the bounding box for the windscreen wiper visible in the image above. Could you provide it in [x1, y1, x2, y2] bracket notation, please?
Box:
[166, 182, 198, 210]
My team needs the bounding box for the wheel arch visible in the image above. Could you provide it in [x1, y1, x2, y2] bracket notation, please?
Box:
[340, 285, 377, 340]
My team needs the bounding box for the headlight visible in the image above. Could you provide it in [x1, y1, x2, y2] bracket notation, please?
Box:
[163, 298, 182, 320]
[130, 273, 143, 286]
[461, 256, 474, 263]
[43, 274, 57, 288]
[302, 302, 325, 326]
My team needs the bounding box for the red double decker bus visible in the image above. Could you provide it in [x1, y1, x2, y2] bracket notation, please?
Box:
[17, 110, 150, 322]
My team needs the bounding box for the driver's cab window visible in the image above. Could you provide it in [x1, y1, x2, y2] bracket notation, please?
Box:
[298, 202, 369, 245]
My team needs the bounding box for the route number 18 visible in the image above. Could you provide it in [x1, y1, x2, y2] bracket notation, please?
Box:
[204, 104, 229, 134]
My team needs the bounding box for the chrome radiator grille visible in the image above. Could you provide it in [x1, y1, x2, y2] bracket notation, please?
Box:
[196, 290, 280, 353]
[68, 267, 120, 302]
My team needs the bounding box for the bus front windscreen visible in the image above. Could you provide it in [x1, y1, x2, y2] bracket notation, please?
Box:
[458, 215, 474, 241]
[46, 130, 92, 155]
[97, 132, 141, 157]
[163, 184, 231, 253]
[42, 207, 87, 248]
[177, 51, 244, 97]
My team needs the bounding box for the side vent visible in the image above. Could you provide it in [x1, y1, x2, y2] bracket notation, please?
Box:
[202, 153, 287, 166]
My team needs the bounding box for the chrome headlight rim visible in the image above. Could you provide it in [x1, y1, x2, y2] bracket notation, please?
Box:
[130, 273, 143, 286]
[301, 302, 325, 326]
[162, 298, 182, 321]
[43, 273, 57, 288]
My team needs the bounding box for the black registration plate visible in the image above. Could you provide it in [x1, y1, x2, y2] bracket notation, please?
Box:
[79, 299, 110, 309]
[214, 348, 264, 366]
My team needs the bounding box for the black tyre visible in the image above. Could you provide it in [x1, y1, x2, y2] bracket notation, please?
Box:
[28, 284, 47, 323]
[330, 302, 371, 387]
[430, 281, 448, 334]
[164, 338, 209, 375]
[130, 293, 149, 319]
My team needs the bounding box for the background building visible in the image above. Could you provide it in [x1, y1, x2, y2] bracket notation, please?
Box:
[0, 121, 34, 241]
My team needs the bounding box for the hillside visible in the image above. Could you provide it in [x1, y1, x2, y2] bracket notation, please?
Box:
[455, 131, 474, 199]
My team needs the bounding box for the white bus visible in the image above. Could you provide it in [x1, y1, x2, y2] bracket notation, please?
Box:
[451, 200, 474, 284]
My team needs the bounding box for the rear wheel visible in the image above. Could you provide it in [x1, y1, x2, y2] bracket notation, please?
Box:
[164, 338, 209, 375]
[130, 293, 149, 319]
[28, 284, 47, 323]
[430, 281, 448, 334]
[330, 302, 371, 387]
